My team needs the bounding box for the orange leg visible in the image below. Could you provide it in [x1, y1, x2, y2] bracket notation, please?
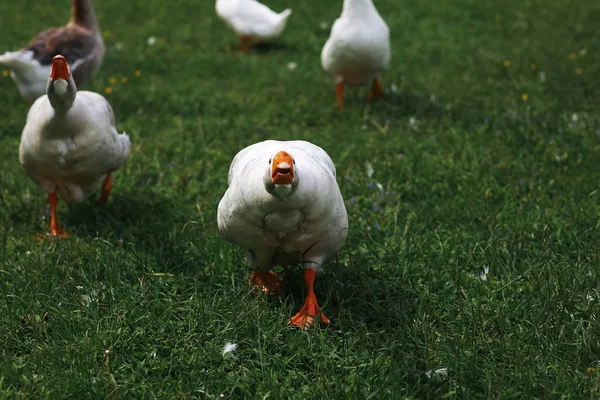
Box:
[336, 82, 344, 112]
[368, 78, 384, 101]
[249, 270, 279, 295]
[240, 36, 251, 53]
[97, 173, 112, 205]
[48, 193, 67, 238]
[289, 269, 330, 329]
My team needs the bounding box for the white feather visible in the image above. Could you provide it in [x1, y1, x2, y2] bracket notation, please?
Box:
[425, 367, 449, 380]
[222, 342, 238, 356]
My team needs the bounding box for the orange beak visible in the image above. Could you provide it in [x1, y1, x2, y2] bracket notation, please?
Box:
[50, 55, 70, 80]
[271, 151, 294, 185]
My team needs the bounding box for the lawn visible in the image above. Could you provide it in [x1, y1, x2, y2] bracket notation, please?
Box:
[1, 0, 600, 398]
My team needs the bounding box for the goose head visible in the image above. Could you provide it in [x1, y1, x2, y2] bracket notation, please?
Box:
[46, 55, 77, 112]
[341, 0, 376, 18]
[263, 150, 299, 199]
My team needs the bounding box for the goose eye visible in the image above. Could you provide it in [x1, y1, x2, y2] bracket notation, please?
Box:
[293, 160, 296, 164]
[269, 159, 272, 164]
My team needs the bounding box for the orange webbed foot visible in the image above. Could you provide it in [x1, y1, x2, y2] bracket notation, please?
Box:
[97, 173, 113, 206]
[37, 226, 68, 241]
[39, 192, 68, 240]
[336, 82, 345, 112]
[249, 270, 279, 295]
[289, 293, 330, 329]
[50, 226, 68, 238]
[240, 36, 251, 53]
[368, 78, 384, 101]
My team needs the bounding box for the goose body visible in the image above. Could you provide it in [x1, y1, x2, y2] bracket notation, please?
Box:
[321, 0, 390, 110]
[19, 56, 130, 237]
[218, 140, 348, 327]
[0, 0, 104, 103]
[216, 0, 292, 52]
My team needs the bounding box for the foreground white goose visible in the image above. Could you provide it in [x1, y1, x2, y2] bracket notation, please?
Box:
[0, 0, 104, 103]
[321, 0, 390, 111]
[218, 140, 348, 328]
[19, 55, 130, 238]
[216, 0, 292, 53]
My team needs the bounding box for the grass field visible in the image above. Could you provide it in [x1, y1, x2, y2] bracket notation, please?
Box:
[1, 0, 600, 398]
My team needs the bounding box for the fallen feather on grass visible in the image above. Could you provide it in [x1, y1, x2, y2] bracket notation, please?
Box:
[365, 161, 374, 177]
[222, 342, 238, 356]
[425, 367, 448, 380]
[479, 265, 489, 281]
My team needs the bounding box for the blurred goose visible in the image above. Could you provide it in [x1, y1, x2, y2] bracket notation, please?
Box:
[216, 0, 292, 52]
[218, 140, 348, 328]
[19, 55, 130, 238]
[0, 0, 104, 103]
[321, 0, 390, 111]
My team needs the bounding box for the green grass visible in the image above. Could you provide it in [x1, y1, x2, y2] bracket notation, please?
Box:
[1, 0, 600, 398]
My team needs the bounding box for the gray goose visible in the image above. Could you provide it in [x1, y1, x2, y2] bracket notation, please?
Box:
[0, 0, 104, 103]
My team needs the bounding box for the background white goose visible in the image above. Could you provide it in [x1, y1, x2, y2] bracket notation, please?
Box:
[321, 0, 391, 111]
[216, 0, 292, 53]
[19, 55, 130, 238]
[0, 0, 104, 103]
[218, 140, 348, 328]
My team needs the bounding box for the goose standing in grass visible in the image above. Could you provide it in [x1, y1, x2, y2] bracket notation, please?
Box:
[0, 0, 104, 103]
[218, 140, 348, 328]
[215, 0, 292, 53]
[19, 55, 130, 238]
[321, 0, 390, 111]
